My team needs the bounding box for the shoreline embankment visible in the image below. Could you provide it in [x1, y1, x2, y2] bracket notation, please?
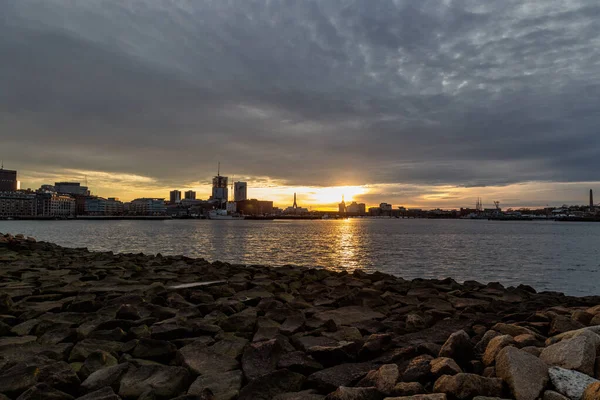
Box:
[1, 233, 600, 399]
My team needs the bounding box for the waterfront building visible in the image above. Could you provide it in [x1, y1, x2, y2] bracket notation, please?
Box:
[106, 198, 124, 215]
[338, 196, 346, 214]
[0, 167, 18, 192]
[346, 201, 366, 215]
[40, 184, 56, 192]
[54, 182, 90, 196]
[226, 201, 237, 213]
[380, 203, 393, 212]
[283, 193, 309, 214]
[234, 182, 248, 202]
[129, 198, 166, 215]
[84, 196, 107, 215]
[170, 190, 182, 204]
[0, 191, 36, 217]
[236, 199, 274, 215]
[211, 176, 228, 204]
[184, 190, 196, 200]
[36, 193, 76, 217]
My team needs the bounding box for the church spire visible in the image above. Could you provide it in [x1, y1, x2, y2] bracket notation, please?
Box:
[293, 192, 297, 209]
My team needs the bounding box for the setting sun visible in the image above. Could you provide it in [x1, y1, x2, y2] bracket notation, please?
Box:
[305, 186, 368, 205]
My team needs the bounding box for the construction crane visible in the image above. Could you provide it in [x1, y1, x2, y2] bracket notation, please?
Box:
[493, 201, 500, 211]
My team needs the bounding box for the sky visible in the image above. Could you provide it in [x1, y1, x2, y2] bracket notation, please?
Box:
[1, 0, 600, 210]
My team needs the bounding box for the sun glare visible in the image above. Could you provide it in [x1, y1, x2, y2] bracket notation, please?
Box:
[308, 186, 367, 205]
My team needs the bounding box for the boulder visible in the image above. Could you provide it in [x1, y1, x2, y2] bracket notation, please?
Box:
[0, 363, 41, 397]
[433, 373, 503, 399]
[314, 307, 385, 326]
[389, 382, 425, 397]
[132, 338, 177, 363]
[242, 339, 284, 381]
[550, 315, 586, 336]
[75, 387, 121, 400]
[540, 331, 598, 376]
[482, 335, 514, 366]
[277, 351, 324, 374]
[118, 365, 190, 399]
[475, 331, 501, 354]
[187, 370, 243, 400]
[438, 330, 473, 367]
[69, 340, 123, 362]
[430, 357, 462, 377]
[495, 346, 548, 400]
[582, 382, 600, 400]
[80, 351, 119, 379]
[238, 369, 305, 400]
[357, 364, 399, 395]
[548, 367, 599, 400]
[384, 395, 446, 400]
[324, 387, 383, 400]
[272, 390, 325, 400]
[545, 326, 600, 346]
[490, 323, 544, 341]
[543, 391, 570, 400]
[402, 355, 433, 383]
[308, 363, 377, 392]
[81, 363, 131, 392]
[513, 334, 542, 348]
[15, 383, 74, 400]
[178, 342, 238, 375]
[359, 334, 392, 359]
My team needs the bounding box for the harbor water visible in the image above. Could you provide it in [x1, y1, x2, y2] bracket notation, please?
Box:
[1, 218, 599, 296]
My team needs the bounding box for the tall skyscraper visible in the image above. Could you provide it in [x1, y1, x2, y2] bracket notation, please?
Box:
[590, 189, 594, 209]
[338, 195, 346, 214]
[184, 190, 196, 200]
[170, 190, 182, 204]
[0, 166, 17, 192]
[234, 182, 248, 202]
[211, 165, 228, 204]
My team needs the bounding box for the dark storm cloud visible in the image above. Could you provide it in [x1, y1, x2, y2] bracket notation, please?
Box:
[2, 0, 600, 188]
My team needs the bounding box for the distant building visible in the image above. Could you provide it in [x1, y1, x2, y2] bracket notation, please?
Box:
[237, 199, 274, 215]
[106, 198, 124, 215]
[40, 184, 56, 192]
[0, 191, 36, 217]
[380, 203, 392, 212]
[184, 190, 196, 200]
[338, 196, 346, 214]
[84, 196, 107, 215]
[54, 182, 90, 196]
[170, 190, 182, 204]
[36, 192, 76, 217]
[226, 201, 237, 213]
[211, 175, 228, 204]
[346, 201, 366, 215]
[234, 182, 248, 202]
[283, 193, 309, 214]
[0, 168, 18, 192]
[129, 198, 166, 215]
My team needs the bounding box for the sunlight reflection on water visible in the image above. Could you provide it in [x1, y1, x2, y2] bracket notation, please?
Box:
[2, 218, 600, 296]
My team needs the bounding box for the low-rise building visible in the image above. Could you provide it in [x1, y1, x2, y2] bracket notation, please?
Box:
[54, 182, 90, 196]
[106, 198, 124, 215]
[36, 192, 76, 217]
[84, 196, 107, 215]
[0, 191, 36, 217]
[184, 190, 196, 200]
[346, 202, 366, 215]
[237, 199, 274, 215]
[129, 198, 166, 215]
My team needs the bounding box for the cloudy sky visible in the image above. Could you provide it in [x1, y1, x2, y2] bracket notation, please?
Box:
[1, 0, 599, 209]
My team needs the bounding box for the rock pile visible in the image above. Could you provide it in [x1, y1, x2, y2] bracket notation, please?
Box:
[1, 232, 600, 400]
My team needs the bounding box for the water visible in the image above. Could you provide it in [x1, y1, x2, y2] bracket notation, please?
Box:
[1, 219, 599, 296]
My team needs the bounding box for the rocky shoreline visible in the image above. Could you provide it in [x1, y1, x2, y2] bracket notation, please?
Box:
[1, 233, 600, 400]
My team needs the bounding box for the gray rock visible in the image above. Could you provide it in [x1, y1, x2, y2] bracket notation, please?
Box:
[548, 366, 599, 400]
[546, 326, 600, 346]
[433, 373, 503, 399]
[188, 370, 243, 400]
[280, 314, 306, 335]
[75, 387, 122, 400]
[132, 338, 177, 363]
[242, 339, 284, 381]
[118, 365, 190, 399]
[0, 363, 40, 397]
[314, 306, 385, 326]
[178, 341, 238, 375]
[482, 335, 514, 366]
[81, 363, 131, 392]
[543, 390, 570, 400]
[402, 355, 433, 383]
[384, 395, 446, 400]
[238, 369, 305, 400]
[438, 330, 474, 367]
[277, 351, 324, 374]
[430, 357, 462, 377]
[69, 339, 123, 362]
[209, 335, 248, 359]
[495, 346, 548, 400]
[389, 382, 425, 397]
[541, 331, 598, 376]
[308, 362, 377, 393]
[357, 364, 399, 395]
[550, 315, 586, 336]
[80, 351, 119, 380]
[273, 390, 325, 400]
[324, 386, 383, 400]
[16, 383, 74, 400]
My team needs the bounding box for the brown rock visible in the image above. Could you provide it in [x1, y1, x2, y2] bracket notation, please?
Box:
[357, 364, 399, 395]
[550, 315, 586, 336]
[513, 334, 542, 348]
[540, 331, 598, 376]
[402, 355, 433, 383]
[324, 386, 383, 400]
[438, 330, 474, 367]
[573, 311, 594, 326]
[482, 335, 514, 366]
[385, 395, 446, 400]
[544, 390, 571, 400]
[430, 357, 462, 377]
[582, 382, 600, 400]
[433, 373, 503, 399]
[495, 346, 549, 400]
[390, 382, 425, 397]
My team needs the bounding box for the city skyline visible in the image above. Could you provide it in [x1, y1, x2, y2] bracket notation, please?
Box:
[3, 2, 600, 210]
